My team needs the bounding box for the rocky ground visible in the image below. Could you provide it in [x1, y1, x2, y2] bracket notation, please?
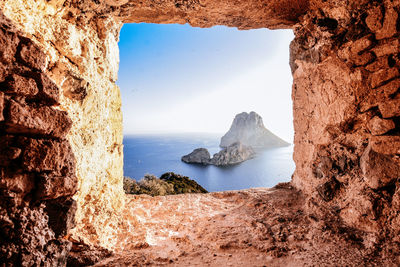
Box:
[87, 183, 397, 266]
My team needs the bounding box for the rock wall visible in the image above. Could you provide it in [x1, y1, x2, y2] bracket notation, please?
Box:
[0, 0, 125, 264]
[291, 0, 400, 240]
[0, 13, 77, 265]
[0, 0, 399, 265]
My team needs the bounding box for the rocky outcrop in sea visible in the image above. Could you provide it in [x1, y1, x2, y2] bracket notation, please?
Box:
[181, 142, 255, 166]
[181, 148, 211, 165]
[182, 112, 288, 166]
[220, 111, 289, 148]
[210, 142, 255, 166]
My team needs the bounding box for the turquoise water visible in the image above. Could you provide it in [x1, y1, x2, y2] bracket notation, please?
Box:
[123, 134, 295, 192]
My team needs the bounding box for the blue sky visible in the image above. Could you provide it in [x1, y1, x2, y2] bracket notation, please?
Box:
[117, 23, 294, 142]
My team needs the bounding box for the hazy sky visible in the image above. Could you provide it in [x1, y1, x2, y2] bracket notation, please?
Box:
[117, 24, 294, 143]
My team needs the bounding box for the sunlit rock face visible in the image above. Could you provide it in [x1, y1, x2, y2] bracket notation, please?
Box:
[0, 0, 399, 265]
[0, 0, 124, 262]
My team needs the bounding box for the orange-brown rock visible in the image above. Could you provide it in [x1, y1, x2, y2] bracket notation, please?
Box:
[367, 116, 395, 135]
[18, 41, 48, 71]
[19, 137, 76, 176]
[360, 145, 400, 189]
[36, 174, 78, 200]
[0, 169, 34, 196]
[371, 136, 400, 155]
[35, 73, 61, 105]
[379, 96, 400, 118]
[0, 12, 77, 266]
[5, 100, 72, 138]
[0, 27, 19, 64]
[114, 0, 309, 29]
[3, 74, 39, 96]
[94, 186, 397, 266]
[0, 136, 21, 165]
[0, 91, 4, 121]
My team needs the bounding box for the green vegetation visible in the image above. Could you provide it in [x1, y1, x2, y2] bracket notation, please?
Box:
[123, 172, 208, 196]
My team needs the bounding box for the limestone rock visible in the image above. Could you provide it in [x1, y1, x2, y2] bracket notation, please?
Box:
[220, 111, 289, 148]
[181, 148, 211, 165]
[210, 142, 255, 166]
[182, 142, 255, 166]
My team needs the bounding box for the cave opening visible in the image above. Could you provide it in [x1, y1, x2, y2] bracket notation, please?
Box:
[117, 23, 296, 195]
[3, 0, 400, 265]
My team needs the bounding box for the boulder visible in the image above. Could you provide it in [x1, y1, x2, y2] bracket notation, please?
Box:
[181, 148, 211, 165]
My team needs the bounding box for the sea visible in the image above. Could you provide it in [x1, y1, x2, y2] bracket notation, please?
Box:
[123, 133, 295, 192]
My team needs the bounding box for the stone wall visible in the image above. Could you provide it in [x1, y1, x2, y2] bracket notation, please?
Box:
[0, 0, 125, 264]
[291, 0, 400, 239]
[0, 13, 77, 265]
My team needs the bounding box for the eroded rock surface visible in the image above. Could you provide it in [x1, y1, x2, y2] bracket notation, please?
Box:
[0, 0, 125, 257]
[291, 0, 400, 239]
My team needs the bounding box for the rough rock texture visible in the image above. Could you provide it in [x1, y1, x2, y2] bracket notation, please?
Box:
[0, 0, 124, 264]
[181, 148, 211, 165]
[94, 185, 396, 266]
[0, 13, 77, 265]
[1, 0, 400, 265]
[112, 0, 309, 30]
[1, 0, 125, 252]
[182, 142, 255, 166]
[210, 142, 255, 166]
[290, 0, 400, 241]
[220, 111, 290, 148]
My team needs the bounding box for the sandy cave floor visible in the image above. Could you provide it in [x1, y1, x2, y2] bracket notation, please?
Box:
[88, 184, 394, 266]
